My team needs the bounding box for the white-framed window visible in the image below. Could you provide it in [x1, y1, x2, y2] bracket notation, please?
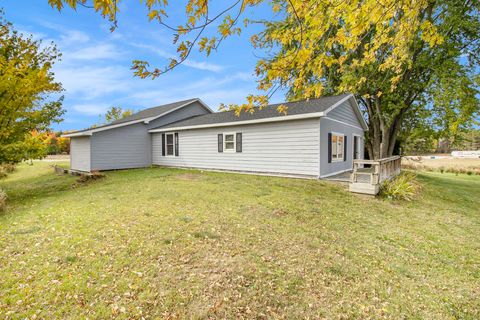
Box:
[223, 133, 236, 152]
[165, 133, 175, 156]
[331, 132, 344, 161]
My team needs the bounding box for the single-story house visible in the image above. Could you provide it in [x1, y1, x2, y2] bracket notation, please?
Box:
[63, 93, 367, 178]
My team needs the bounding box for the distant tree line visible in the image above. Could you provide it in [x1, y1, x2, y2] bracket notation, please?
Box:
[400, 129, 480, 155]
[31, 131, 70, 155]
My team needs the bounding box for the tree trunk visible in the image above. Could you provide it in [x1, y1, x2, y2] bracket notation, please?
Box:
[365, 97, 405, 160]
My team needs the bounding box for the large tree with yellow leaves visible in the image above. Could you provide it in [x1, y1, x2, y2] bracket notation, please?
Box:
[48, 0, 479, 158]
[0, 11, 64, 164]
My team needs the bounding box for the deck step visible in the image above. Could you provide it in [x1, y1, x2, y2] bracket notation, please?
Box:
[349, 182, 379, 195]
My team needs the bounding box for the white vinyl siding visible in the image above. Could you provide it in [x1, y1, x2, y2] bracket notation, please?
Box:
[89, 102, 211, 170]
[152, 119, 320, 176]
[70, 137, 91, 172]
[327, 100, 363, 128]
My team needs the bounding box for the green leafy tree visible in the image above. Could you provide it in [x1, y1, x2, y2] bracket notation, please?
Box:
[48, 0, 479, 159]
[104, 106, 133, 123]
[0, 11, 64, 164]
[427, 70, 479, 148]
[252, 0, 479, 158]
[397, 108, 438, 155]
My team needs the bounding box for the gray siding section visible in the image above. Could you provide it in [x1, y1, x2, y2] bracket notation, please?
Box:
[147, 101, 210, 129]
[319, 117, 364, 177]
[326, 100, 363, 128]
[91, 123, 151, 171]
[152, 119, 320, 176]
[70, 137, 91, 172]
[88, 102, 211, 171]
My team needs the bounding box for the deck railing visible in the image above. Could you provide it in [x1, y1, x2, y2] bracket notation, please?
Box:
[350, 156, 401, 194]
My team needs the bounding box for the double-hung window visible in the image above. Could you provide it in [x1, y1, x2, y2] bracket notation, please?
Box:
[218, 132, 242, 153]
[223, 133, 236, 152]
[331, 133, 344, 161]
[165, 133, 174, 156]
[162, 132, 178, 157]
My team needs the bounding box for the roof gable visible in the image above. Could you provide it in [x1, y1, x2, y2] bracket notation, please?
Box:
[63, 98, 211, 137]
[323, 97, 368, 130]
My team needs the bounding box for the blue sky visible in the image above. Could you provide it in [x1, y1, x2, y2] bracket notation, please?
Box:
[2, 1, 284, 131]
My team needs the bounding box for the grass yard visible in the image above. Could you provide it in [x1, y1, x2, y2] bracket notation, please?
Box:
[1, 162, 479, 319]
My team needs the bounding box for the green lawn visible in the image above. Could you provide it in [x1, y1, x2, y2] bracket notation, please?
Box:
[1, 162, 479, 319]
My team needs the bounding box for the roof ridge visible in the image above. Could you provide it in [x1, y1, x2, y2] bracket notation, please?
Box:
[64, 98, 200, 136]
[267, 93, 351, 107]
[170, 93, 351, 117]
[135, 97, 198, 113]
[207, 93, 352, 115]
[149, 94, 354, 132]
[108, 98, 198, 125]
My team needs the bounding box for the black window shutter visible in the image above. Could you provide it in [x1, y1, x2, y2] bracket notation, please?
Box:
[161, 133, 165, 156]
[218, 134, 223, 153]
[236, 132, 242, 153]
[327, 132, 332, 163]
[174, 133, 179, 156]
[343, 135, 347, 162]
[353, 136, 358, 160]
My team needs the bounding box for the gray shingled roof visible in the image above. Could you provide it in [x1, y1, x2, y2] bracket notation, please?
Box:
[152, 94, 351, 130]
[71, 98, 199, 134]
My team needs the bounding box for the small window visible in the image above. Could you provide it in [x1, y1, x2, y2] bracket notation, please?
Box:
[224, 133, 235, 151]
[165, 133, 174, 156]
[331, 133, 344, 161]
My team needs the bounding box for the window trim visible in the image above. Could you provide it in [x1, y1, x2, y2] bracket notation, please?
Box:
[223, 132, 236, 152]
[331, 132, 345, 162]
[164, 132, 175, 157]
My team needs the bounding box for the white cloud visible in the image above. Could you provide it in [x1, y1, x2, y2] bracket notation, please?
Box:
[16, 28, 47, 40]
[71, 103, 111, 116]
[131, 42, 225, 72]
[29, 21, 263, 122]
[37, 21, 90, 44]
[54, 64, 131, 99]
[130, 42, 170, 59]
[228, 71, 255, 82]
[60, 30, 90, 45]
[65, 43, 122, 61]
[124, 72, 258, 109]
[183, 60, 224, 72]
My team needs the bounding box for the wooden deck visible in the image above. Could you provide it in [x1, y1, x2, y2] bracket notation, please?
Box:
[325, 157, 402, 195]
[325, 171, 351, 182]
[326, 169, 373, 183]
[349, 156, 401, 195]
